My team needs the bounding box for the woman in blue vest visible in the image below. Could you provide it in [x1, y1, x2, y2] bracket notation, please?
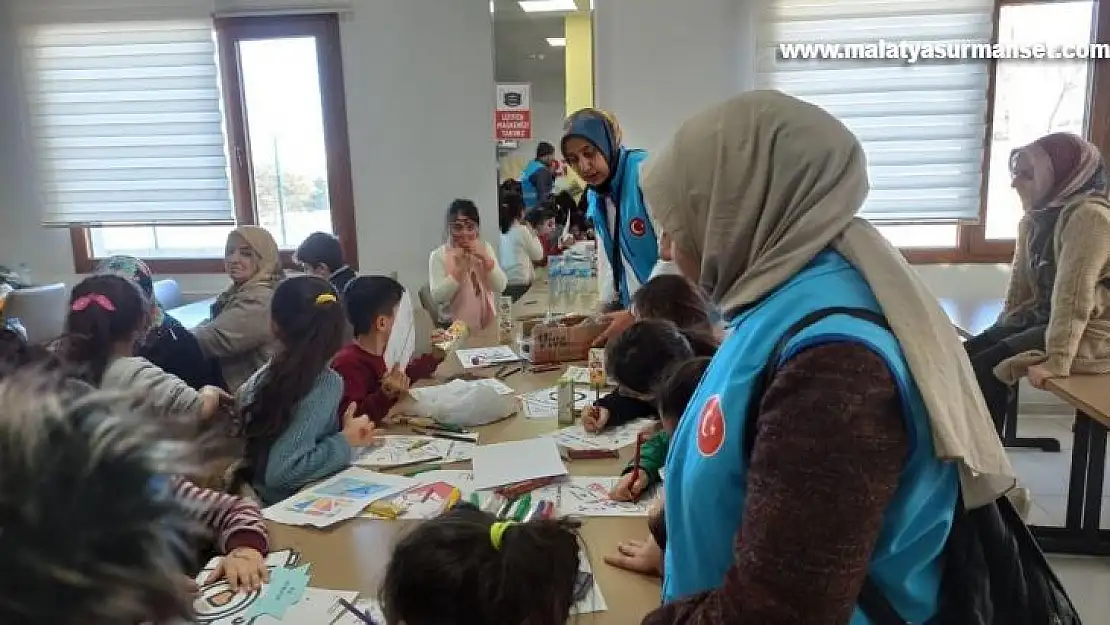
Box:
[519, 141, 556, 210]
[633, 92, 1015, 624]
[561, 108, 663, 344]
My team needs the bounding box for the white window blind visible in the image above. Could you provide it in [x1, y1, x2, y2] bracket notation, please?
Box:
[756, 0, 994, 223]
[22, 10, 234, 227]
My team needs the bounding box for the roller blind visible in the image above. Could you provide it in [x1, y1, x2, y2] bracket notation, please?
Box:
[756, 0, 994, 223]
[21, 4, 234, 226]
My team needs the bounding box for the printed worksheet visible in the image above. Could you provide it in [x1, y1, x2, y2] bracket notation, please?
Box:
[352, 435, 476, 468]
[455, 345, 520, 369]
[521, 385, 596, 419]
[548, 418, 655, 451]
[262, 468, 416, 528]
[537, 476, 651, 517]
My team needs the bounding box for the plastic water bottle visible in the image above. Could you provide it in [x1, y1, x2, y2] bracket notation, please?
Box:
[548, 255, 564, 312]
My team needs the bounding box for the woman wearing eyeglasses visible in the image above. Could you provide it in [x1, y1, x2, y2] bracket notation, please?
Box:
[428, 199, 508, 330]
[967, 132, 1110, 433]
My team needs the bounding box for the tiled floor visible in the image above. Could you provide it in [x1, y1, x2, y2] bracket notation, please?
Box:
[1011, 415, 1110, 620]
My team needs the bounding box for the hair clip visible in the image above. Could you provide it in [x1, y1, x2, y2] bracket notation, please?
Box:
[489, 521, 516, 550]
[71, 293, 116, 312]
[315, 293, 337, 306]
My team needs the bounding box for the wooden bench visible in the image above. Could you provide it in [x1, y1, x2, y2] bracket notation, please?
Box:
[938, 297, 1060, 453]
[1032, 374, 1110, 555]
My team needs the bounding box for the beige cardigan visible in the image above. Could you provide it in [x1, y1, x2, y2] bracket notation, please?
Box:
[193, 281, 276, 392]
[995, 197, 1110, 383]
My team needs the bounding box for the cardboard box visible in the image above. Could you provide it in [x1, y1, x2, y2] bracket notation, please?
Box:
[528, 315, 608, 365]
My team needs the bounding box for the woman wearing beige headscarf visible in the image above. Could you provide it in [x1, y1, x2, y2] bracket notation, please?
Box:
[193, 226, 285, 392]
[632, 91, 1015, 624]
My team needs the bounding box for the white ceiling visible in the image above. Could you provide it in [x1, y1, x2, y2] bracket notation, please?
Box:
[493, 0, 590, 86]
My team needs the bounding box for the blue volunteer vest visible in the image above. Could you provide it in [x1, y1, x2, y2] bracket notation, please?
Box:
[520, 159, 546, 209]
[587, 148, 658, 307]
[664, 250, 958, 624]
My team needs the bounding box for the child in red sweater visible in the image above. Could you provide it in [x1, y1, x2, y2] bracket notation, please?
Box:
[333, 276, 445, 423]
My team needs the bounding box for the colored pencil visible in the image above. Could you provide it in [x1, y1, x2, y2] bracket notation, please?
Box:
[631, 432, 646, 503]
[498, 366, 523, 380]
[412, 428, 476, 443]
[337, 597, 376, 624]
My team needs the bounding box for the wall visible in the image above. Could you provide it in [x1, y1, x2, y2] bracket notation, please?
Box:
[499, 76, 565, 177]
[0, 0, 498, 296]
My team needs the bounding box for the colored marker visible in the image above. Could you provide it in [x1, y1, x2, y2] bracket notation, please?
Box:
[511, 494, 533, 522]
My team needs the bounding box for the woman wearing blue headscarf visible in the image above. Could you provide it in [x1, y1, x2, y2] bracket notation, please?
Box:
[562, 109, 663, 344]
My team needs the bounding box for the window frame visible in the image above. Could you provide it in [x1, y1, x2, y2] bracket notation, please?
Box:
[905, 0, 1109, 264]
[69, 13, 358, 274]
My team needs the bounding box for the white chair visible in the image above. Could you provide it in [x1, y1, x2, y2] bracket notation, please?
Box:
[153, 279, 184, 309]
[3, 283, 68, 345]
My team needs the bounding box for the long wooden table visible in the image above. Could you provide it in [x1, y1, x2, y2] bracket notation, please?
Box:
[1033, 375, 1110, 555]
[268, 287, 661, 623]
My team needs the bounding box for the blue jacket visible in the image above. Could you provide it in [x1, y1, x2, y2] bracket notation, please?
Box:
[520, 159, 546, 209]
[587, 148, 659, 307]
[663, 250, 958, 624]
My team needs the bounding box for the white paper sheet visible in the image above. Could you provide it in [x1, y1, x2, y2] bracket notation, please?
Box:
[262, 468, 417, 528]
[472, 377, 517, 395]
[548, 418, 655, 451]
[470, 438, 568, 490]
[455, 345, 521, 369]
[521, 385, 595, 419]
[384, 290, 416, 369]
[352, 435, 477, 468]
[572, 553, 608, 615]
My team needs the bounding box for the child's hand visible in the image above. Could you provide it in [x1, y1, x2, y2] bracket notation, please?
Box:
[582, 405, 610, 433]
[611, 469, 649, 501]
[382, 365, 411, 396]
[199, 385, 232, 419]
[603, 535, 663, 578]
[341, 402, 379, 447]
[204, 547, 269, 593]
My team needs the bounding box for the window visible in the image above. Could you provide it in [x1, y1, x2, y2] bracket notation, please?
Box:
[758, 0, 1106, 263]
[56, 14, 356, 273]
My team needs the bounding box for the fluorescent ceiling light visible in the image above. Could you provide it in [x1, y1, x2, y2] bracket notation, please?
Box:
[490, 0, 495, 12]
[518, 0, 577, 13]
[546, 37, 566, 47]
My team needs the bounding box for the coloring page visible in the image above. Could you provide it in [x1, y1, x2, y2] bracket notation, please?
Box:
[521, 385, 594, 419]
[540, 477, 651, 517]
[263, 468, 416, 528]
[352, 435, 477, 468]
[455, 346, 520, 369]
[571, 552, 608, 615]
[548, 418, 654, 451]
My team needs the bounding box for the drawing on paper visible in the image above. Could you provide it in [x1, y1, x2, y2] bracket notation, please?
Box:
[353, 436, 476, 467]
[287, 495, 357, 518]
[548, 418, 653, 451]
[455, 346, 519, 368]
[558, 479, 650, 516]
[194, 550, 300, 624]
[522, 386, 591, 419]
[316, 477, 394, 499]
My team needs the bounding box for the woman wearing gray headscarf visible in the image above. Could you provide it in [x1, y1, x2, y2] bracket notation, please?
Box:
[628, 91, 1014, 624]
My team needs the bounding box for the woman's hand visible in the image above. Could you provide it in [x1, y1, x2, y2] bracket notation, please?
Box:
[341, 402, 379, 447]
[472, 246, 497, 272]
[582, 405, 610, 433]
[199, 385, 232, 419]
[603, 535, 663, 578]
[591, 309, 636, 347]
[1026, 364, 1059, 389]
[444, 248, 469, 283]
[610, 469, 649, 501]
[204, 547, 269, 593]
[658, 231, 673, 262]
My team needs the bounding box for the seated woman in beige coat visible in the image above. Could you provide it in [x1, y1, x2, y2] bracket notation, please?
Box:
[194, 226, 285, 392]
[967, 132, 1110, 432]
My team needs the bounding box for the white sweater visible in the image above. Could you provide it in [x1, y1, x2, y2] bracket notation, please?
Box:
[499, 223, 545, 286]
[428, 241, 509, 307]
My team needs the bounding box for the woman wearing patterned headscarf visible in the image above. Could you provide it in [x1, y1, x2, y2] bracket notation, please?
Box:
[96, 255, 221, 390]
[968, 132, 1110, 431]
[561, 108, 664, 345]
[193, 226, 286, 392]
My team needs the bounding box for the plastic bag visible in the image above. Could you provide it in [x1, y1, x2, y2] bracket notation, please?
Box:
[408, 380, 516, 427]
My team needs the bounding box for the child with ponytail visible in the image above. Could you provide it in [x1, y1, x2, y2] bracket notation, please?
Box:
[380, 505, 585, 625]
[236, 275, 378, 504]
[57, 274, 228, 418]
